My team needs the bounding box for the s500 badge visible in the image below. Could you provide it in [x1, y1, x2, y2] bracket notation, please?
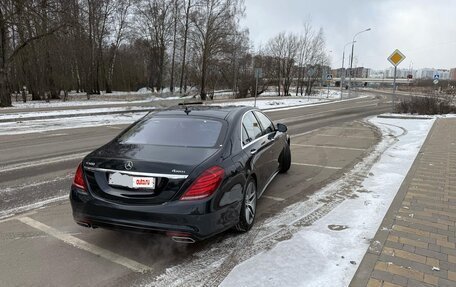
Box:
[172, 169, 186, 174]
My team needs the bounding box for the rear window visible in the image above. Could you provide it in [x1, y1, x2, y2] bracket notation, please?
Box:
[118, 117, 224, 148]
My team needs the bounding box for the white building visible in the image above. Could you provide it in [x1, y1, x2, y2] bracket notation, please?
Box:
[415, 68, 449, 80]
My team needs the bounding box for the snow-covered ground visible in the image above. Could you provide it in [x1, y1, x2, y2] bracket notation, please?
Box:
[213, 90, 342, 110]
[6, 95, 193, 109]
[0, 106, 151, 121]
[216, 98, 327, 110]
[7, 99, 151, 109]
[0, 112, 148, 135]
[219, 116, 435, 287]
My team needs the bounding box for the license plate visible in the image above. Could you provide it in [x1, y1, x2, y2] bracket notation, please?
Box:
[109, 173, 155, 190]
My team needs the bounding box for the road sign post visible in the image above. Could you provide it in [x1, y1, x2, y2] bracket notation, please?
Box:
[387, 49, 406, 112]
[326, 74, 333, 98]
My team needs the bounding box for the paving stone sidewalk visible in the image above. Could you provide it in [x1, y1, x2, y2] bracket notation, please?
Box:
[351, 118, 456, 287]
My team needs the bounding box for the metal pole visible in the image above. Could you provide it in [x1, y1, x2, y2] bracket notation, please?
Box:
[348, 41, 355, 98]
[254, 74, 258, 108]
[392, 65, 397, 112]
[348, 28, 371, 98]
[341, 49, 345, 99]
[327, 79, 330, 98]
[340, 41, 353, 100]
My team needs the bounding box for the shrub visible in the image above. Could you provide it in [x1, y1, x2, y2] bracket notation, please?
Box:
[395, 95, 456, 115]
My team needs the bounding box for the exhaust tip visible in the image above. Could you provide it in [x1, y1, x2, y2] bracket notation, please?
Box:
[171, 236, 196, 244]
[166, 231, 196, 244]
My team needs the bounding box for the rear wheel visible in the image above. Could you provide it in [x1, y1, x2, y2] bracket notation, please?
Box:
[234, 178, 257, 232]
[279, 143, 291, 173]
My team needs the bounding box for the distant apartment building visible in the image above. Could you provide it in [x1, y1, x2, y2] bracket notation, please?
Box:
[450, 68, 456, 80]
[330, 67, 370, 78]
[415, 68, 434, 79]
[382, 67, 413, 79]
[331, 68, 345, 78]
[414, 68, 450, 80]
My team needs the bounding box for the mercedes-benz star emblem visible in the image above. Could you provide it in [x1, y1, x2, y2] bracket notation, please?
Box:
[125, 161, 133, 170]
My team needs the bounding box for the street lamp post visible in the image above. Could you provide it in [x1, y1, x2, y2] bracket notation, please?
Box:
[348, 28, 371, 98]
[341, 41, 355, 99]
[326, 50, 333, 98]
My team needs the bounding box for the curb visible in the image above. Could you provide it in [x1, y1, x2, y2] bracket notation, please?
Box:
[377, 115, 433, 120]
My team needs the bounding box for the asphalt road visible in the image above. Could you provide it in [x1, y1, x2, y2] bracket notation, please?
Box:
[0, 93, 392, 286]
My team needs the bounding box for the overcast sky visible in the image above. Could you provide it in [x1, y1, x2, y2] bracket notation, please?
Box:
[241, 0, 456, 70]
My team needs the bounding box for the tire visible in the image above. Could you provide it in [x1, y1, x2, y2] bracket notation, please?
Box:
[234, 178, 257, 232]
[279, 143, 291, 173]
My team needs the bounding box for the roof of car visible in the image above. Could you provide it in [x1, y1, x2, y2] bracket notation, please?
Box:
[152, 105, 255, 120]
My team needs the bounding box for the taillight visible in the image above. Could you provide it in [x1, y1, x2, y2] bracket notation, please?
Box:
[72, 163, 86, 191]
[180, 166, 224, 201]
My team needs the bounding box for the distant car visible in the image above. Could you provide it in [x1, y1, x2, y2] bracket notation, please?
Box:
[70, 105, 291, 243]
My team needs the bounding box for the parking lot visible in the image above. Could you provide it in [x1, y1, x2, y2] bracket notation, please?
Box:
[0, 118, 380, 286]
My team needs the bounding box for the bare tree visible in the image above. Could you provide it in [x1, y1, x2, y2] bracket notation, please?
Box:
[296, 22, 313, 96]
[0, 4, 8, 107]
[305, 28, 326, 95]
[136, 0, 172, 92]
[178, 0, 192, 94]
[190, 0, 244, 100]
[106, 0, 131, 93]
[168, 0, 179, 93]
[266, 32, 286, 96]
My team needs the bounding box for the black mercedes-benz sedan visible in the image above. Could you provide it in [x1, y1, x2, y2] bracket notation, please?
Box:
[70, 105, 291, 243]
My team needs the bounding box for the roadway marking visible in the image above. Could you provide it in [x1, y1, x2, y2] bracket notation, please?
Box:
[0, 195, 68, 220]
[291, 162, 342, 170]
[328, 126, 369, 131]
[263, 95, 370, 113]
[290, 130, 318, 139]
[0, 152, 88, 173]
[17, 216, 152, 273]
[275, 102, 378, 123]
[315, 134, 374, 139]
[41, 133, 69, 137]
[1, 174, 73, 194]
[291, 144, 365, 151]
[262, 195, 285, 202]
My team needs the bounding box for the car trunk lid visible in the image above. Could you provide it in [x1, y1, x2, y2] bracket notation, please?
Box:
[83, 143, 219, 204]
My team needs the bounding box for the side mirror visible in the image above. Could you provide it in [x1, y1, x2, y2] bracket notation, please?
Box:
[276, 123, 287, 133]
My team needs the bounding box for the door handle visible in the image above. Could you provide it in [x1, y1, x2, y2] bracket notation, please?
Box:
[250, 148, 257, 155]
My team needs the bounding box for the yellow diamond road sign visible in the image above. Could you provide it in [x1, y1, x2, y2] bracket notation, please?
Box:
[388, 49, 406, 66]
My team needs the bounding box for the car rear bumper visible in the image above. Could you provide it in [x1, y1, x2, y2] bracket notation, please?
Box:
[70, 187, 241, 241]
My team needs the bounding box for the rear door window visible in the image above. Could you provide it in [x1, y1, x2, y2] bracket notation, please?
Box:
[118, 117, 223, 148]
[254, 111, 275, 135]
[242, 112, 262, 145]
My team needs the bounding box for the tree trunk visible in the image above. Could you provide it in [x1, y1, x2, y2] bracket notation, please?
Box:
[169, 0, 178, 93]
[0, 7, 11, 107]
[179, 0, 191, 94]
[200, 51, 208, 101]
